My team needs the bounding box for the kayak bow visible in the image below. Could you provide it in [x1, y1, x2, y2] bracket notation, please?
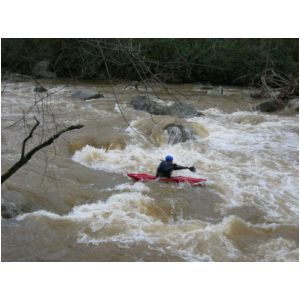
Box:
[127, 173, 207, 185]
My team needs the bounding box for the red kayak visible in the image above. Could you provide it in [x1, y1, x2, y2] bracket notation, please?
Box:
[127, 173, 207, 185]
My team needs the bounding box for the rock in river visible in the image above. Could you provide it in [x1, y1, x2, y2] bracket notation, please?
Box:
[163, 123, 195, 144]
[131, 95, 204, 118]
[1, 195, 31, 219]
[71, 90, 104, 100]
[255, 100, 285, 112]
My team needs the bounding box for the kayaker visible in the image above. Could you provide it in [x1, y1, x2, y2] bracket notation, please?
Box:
[156, 155, 196, 178]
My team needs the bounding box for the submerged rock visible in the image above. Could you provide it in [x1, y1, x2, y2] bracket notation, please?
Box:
[131, 95, 204, 118]
[71, 90, 104, 100]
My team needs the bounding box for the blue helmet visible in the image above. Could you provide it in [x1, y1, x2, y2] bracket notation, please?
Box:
[165, 155, 174, 162]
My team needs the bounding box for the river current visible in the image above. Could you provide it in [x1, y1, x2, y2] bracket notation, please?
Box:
[1, 80, 299, 261]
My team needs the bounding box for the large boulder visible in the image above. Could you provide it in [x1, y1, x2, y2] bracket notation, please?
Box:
[255, 100, 285, 112]
[33, 60, 56, 79]
[131, 95, 203, 118]
[71, 90, 104, 100]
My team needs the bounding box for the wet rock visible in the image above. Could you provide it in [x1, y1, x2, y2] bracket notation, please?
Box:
[132, 115, 208, 146]
[33, 60, 56, 79]
[255, 100, 285, 112]
[71, 90, 104, 100]
[163, 124, 194, 144]
[1, 195, 31, 219]
[131, 95, 203, 118]
[131, 95, 151, 110]
[168, 103, 204, 117]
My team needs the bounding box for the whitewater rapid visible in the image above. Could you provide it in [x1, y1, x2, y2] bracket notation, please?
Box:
[72, 108, 298, 222]
[18, 107, 299, 261]
[2, 81, 298, 261]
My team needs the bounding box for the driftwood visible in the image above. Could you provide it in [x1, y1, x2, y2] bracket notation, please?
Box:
[251, 69, 298, 102]
[1, 119, 84, 184]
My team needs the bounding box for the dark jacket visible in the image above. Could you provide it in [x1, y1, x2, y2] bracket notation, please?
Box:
[156, 160, 188, 178]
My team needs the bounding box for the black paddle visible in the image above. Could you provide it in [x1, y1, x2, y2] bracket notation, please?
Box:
[189, 166, 196, 172]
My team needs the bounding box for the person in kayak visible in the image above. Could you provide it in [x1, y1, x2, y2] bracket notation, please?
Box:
[156, 155, 196, 178]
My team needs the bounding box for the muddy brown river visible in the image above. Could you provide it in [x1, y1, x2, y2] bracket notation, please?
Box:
[1, 79, 299, 261]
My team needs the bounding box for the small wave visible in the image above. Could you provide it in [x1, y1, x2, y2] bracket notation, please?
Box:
[16, 199, 298, 261]
[105, 182, 150, 193]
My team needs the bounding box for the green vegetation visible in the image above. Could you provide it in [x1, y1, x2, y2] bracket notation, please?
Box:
[1, 38, 298, 85]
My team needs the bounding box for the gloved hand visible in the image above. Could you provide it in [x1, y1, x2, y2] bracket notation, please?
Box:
[189, 167, 196, 172]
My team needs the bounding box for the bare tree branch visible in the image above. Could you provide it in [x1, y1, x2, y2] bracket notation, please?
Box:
[96, 40, 140, 134]
[2, 123, 84, 184]
[21, 116, 40, 158]
[259, 68, 299, 102]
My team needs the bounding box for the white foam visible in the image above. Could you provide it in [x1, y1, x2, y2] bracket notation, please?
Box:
[256, 237, 298, 261]
[16, 210, 61, 221]
[17, 195, 298, 261]
[114, 103, 121, 113]
[194, 111, 299, 221]
[72, 143, 206, 176]
[109, 182, 150, 193]
[72, 108, 299, 224]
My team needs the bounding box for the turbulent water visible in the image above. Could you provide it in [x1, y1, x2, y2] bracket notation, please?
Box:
[1, 80, 299, 261]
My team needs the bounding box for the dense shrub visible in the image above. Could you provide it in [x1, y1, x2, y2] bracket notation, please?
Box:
[1, 38, 298, 85]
